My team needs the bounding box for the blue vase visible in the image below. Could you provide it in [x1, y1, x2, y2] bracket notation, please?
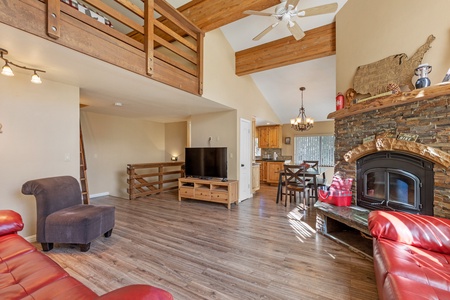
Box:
[414, 64, 432, 89]
[415, 77, 431, 89]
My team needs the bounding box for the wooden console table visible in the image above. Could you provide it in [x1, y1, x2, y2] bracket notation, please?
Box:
[178, 178, 238, 209]
[314, 201, 373, 259]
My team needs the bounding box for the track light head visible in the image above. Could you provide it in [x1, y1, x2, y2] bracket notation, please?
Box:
[1, 62, 14, 76]
[31, 71, 42, 84]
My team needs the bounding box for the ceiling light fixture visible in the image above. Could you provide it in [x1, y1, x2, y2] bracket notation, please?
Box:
[290, 87, 314, 131]
[0, 48, 46, 84]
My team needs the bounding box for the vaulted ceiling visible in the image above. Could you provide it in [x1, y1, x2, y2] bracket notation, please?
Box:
[174, 0, 343, 125]
[177, 0, 336, 76]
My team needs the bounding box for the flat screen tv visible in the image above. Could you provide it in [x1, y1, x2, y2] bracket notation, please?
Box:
[185, 147, 227, 179]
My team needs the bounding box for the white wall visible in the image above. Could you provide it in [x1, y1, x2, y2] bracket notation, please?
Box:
[80, 111, 167, 198]
[0, 73, 79, 237]
[336, 0, 450, 94]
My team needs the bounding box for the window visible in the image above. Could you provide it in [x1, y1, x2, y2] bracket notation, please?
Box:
[294, 135, 335, 167]
[255, 137, 261, 157]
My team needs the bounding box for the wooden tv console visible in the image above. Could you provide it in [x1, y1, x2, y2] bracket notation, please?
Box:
[178, 177, 239, 209]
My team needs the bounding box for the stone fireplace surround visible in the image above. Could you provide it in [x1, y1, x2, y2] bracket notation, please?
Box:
[329, 84, 450, 218]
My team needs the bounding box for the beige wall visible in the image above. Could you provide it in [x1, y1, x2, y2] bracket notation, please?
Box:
[336, 0, 450, 94]
[0, 73, 79, 237]
[165, 121, 187, 162]
[80, 111, 167, 198]
[203, 29, 280, 125]
[190, 111, 238, 179]
[200, 29, 280, 183]
[281, 121, 335, 157]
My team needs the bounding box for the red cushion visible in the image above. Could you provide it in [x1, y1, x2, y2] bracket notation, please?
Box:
[27, 277, 97, 300]
[0, 251, 69, 295]
[373, 238, 450, 293]
[0, 210, 24, 236]
[382, 273, 450, 300]
[0, 235, 36, 261]
[369, 211, 450, 254]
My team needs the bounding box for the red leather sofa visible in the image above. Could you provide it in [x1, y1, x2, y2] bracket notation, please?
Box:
[368, 210, 450, 300]
[0, 210, 173, 300]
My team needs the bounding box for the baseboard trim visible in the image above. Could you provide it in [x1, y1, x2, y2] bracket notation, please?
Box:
[90, 192, 110, 198]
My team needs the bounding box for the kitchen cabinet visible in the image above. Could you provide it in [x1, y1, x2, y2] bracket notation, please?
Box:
[257, 160, 266, 182]
[257, 125, 282, 148]
[266, 161, 284, 185]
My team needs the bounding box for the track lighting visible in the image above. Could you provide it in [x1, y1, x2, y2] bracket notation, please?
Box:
[0, 48, 46, 84]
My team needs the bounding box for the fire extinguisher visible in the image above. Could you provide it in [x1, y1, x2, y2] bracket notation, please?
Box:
[336, 92, 344, 110]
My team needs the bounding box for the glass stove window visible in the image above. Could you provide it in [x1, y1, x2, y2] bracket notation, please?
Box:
[365, 171, 385, 199]
[389, 173, 416, 206]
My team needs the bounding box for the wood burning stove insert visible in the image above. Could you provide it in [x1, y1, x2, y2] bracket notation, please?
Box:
[356, 151, 434, 215]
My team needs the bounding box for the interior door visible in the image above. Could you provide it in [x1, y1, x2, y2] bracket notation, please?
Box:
[239, 118, 252, 201]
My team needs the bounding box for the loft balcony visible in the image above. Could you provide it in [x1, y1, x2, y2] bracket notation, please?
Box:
[0, 0, 204, 95]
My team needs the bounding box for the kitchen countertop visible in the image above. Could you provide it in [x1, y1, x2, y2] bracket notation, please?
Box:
[255, 159, 286, 162]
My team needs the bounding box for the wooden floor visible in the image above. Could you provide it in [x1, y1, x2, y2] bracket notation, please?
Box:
[40, 184, 378, 299]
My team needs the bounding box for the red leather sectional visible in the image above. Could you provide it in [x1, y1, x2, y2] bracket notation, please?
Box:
[0, 210, 173, 300]
[369, 210, 450, 300]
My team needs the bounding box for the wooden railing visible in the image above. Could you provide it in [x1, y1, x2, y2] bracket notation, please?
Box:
[43, 0, 204, 95]
[127, 161, 184, 200]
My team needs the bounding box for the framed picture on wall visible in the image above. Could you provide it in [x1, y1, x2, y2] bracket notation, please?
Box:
[285, 137, 291, 145]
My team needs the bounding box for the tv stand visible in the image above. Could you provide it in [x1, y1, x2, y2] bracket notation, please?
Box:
[178, 177, 238, 209]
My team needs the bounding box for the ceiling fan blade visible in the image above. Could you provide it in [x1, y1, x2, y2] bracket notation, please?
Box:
[299, 3, 338, 17]
[243, 10, 273, 17]
[287, 21, 305, 40]
[285, 0, 300, 10]
[253, 22, 279, 41]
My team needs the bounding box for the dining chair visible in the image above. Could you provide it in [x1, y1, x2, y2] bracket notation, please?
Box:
[308, 171, 327, 203]
[283, 164, 309, 209]
[303, 160, 319, 170]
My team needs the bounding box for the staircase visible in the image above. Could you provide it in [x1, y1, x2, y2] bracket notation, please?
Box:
[80, 126, 89, 204]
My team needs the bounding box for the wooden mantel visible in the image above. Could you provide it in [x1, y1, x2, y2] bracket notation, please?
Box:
[328, 84, 450, 120]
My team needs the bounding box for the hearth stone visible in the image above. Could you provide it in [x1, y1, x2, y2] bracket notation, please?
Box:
[315, 201, 372, 259]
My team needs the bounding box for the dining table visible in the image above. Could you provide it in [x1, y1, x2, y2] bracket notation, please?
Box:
[276, 168, 321, 204]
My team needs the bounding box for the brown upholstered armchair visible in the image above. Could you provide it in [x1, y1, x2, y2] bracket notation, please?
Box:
[22, 176, 115, 252]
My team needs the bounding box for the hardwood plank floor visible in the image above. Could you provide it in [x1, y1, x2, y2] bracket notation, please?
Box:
[39, 184, 378, 299]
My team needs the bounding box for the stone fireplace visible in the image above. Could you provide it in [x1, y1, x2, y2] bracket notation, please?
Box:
[329, 85, 450, 218]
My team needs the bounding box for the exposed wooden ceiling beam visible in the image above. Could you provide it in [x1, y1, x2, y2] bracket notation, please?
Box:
[178, 0, 280, 32]
[235, 23, 336, 76]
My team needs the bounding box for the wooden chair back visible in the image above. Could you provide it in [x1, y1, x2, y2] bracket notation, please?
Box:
[303, 160, 319, 170]
[283, 164, 308, 190]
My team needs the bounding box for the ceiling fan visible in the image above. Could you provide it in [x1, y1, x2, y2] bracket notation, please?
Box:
[244, 0, 338, 41]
